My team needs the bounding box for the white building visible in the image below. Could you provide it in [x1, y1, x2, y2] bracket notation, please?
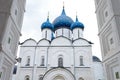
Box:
[0, 0, 26, 80]
[94, 0, 120, 80]
[15, 6, 104, 80]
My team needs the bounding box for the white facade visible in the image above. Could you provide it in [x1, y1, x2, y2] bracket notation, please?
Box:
[73, 28, 83, 40]
[93, 61, 104, 80]
[0, 0, 26, 80]
[15, 38, 104, 80]
[14, 7, 104, 80]
[94, 0, 120, 80]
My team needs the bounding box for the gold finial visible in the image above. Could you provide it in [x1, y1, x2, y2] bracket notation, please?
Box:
[47, 12, 49, 18]
[76, 11, 78, 21]
[47, 12, 49, 21]
[63, 1, 64, 8]
[76, 11, 77, 17]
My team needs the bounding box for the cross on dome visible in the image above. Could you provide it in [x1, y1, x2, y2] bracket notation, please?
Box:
[76, 12, 78, 21]
[47, 12, 49, 21]
[61, 2, 66, 15]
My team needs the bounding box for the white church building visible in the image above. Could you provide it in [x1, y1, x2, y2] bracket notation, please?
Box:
[14, 6, 104, 80]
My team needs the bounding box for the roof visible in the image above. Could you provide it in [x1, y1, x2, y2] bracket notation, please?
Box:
[41, 17, 54, 31]
[92, 56, 101, 62]
[20, 38, 37, 45]
[52, 6, 74, 31]
[71, 16, 84, 30]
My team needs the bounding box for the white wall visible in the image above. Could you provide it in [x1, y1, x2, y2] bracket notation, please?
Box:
[15, 37, 100, 80]
[55, 28, 72, 39]
[93, 62, 104, 80]
[73, 28, 83, 40]
[42, 29, 52, 41]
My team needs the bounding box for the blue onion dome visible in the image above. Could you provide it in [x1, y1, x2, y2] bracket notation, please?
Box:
[53, 6, 74, 31]
[71, 16, 84, 30]
[41, 16, 54, 31]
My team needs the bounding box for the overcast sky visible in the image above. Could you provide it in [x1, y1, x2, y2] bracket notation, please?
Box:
[20, 0, 102, 60]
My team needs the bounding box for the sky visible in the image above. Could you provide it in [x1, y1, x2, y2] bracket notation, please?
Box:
[20, 0, 102, 60]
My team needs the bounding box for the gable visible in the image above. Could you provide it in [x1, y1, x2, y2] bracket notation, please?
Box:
[51, 37, 72, 46]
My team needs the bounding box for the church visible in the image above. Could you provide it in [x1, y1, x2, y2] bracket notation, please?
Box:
[14, 6, 104, 80]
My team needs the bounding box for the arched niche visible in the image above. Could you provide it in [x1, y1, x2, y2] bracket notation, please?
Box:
[53, 75, 65, 80]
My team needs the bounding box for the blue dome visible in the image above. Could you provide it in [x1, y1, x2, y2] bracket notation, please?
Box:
[71, 16, 84, 30]
[53, 7, 74, 31]
[41, 17, 53, 31]
[92, 56, 101, 62]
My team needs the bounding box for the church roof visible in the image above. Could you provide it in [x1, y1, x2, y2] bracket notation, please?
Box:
[20, 38, 37, 45]
[71, 16, 84, 30]
[73, 37, 93, 44]
[92, 56, 101, 62]
[41, 16, 54, 31]
[52, 6, 74, 31]
[40, 5, 85, 31]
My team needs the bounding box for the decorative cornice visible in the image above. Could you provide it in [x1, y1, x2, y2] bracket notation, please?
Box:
[20, 66, 34, 68]
[20, 38, 37, 45]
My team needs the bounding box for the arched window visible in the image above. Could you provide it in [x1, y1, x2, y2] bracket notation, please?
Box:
[40, 56, 44, 66]
[62, 28, 64, 36]
[68, 30, 71, 38]
[79, 77, 84, 80]
[25, 75, 30, 80]
[26, 77, 29, 80]
[78, 29, 80, 38]
[45, 31, 47, 38]
[58, 57, 63, 67]
[26, 56, 30, 66]
[53, 75, 65, 80]
[39, 75, 43, 80]
[80, 56, 84, 66]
